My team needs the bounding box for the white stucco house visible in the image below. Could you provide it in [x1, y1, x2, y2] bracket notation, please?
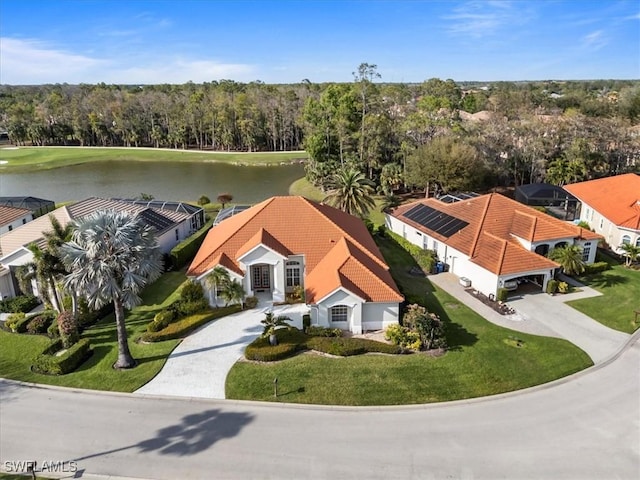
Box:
[0, 197, 204, 300]
[188, 196, 403, 334]
[564, 173, 640, 252]
[386, 193, 602, 298]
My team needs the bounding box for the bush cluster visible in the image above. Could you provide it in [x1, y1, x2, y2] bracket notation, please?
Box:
[304, 326, 342, 337]
[169, 221, 213, 269]
[583, 261, 611, 275]
[26, 311, 56, 334]
[244, 296, 259, 309]
[141, 305, 241, 342]
[496, 287, 509, 302]
[245, 328, 402, 362]
[0, 295, 40, 314]
[557, 281, 570, 293]
[57, 311, 79, 348]
[32, 338, 92, 375]
[394, 303, 447, 351]
[385, 324, 421, 350]
[546, 279, 559, 294]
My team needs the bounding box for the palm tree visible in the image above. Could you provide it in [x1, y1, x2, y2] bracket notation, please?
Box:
[549, 244, 585, 276]
[61, 210, 162, 369]
[323, 167, 376, 218]
[619, 243, 640, 267]
[204, 266, 230, 307]
[220, 279, 246, 309]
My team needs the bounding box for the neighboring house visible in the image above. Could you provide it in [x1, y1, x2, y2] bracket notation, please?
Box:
[188, 196, 403, 334]
[0, 196, 56, 218]
[0, 205, 34, 234]
[564, 173, 640, 251]
[0, 197, 204, 299]
[386, 193, 601, 298]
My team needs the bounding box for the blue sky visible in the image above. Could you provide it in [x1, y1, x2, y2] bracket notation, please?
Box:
[1, 0, 638, 84]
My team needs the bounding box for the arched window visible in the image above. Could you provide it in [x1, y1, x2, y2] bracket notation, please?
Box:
[621, 235, 631, 245]
[330, 305, 348, 322]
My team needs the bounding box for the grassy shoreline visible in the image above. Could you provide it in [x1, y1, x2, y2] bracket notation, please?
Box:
[0, 146, 308, 172]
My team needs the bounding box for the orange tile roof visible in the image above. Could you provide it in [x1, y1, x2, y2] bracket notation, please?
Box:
[391, 193, 601, 276]
[564, 173, 640, 230]
[188, 196, 402, 304]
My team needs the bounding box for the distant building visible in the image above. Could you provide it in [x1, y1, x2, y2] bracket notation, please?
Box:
[0, 205, 33, 235]
[0, 196, 56, 218]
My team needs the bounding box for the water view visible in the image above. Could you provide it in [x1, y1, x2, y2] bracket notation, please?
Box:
[0, 161, 306, 203]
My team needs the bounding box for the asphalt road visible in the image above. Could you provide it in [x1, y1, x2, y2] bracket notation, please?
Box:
[1, 337, 639, 480]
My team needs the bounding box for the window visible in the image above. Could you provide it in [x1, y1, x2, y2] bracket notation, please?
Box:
[286, 267, 301, 287]
[599, 218, 603, 229]
[175, 229, 179, 241]
[622, 235, 631, 245]
[22, 218, 27, 224]
[191, 216, 198, 231]
[330, 305, 348, 322]
[8, 225, 12, 231]
[432, 240, 438, 251]
[582, 244, 591, 262]
[636, 237, 640, 248]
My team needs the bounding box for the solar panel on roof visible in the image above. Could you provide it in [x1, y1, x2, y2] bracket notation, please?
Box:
[403, 204, 468, 238]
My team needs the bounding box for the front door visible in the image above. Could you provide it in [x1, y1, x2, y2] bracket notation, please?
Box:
[251, 265, 270, 290]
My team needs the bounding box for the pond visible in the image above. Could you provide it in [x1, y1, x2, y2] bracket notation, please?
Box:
[0, 161, 306, 204]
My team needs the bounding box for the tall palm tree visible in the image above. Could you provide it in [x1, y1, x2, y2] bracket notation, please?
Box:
[549, 244, 585, 276]
[204, 266, 230, 307]
[323, 167, 376, 218]
[61, 210, 162, 369]
[619, 243, 640, 267]
[220, 279, 246, 309]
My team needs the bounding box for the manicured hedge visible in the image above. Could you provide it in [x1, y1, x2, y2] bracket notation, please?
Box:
[0, 295, 40, 313]
[31, 338, 93, 375]
[583, 261, 611, 275]
[140, 305, 241, 342]
[245, 329, 309, 362]
[169, 219, 214, 269]
[387, 231, 436, 273]
[26, 311, 56, 334]
[305, 326, 342, 337]
[245, 329, 402, 362]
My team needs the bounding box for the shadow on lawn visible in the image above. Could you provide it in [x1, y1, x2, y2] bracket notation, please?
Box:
[581, 273, 628, 289]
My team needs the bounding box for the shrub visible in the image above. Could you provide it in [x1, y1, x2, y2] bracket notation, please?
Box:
[5, 312, 26, 332]
[169, 220, 213, 269]
[387, 231, 436, 272]
[302, 314, 311, 330]
[244, 329, 308, 361]
[26, 312, 55, 334]
[384, 324, 421, 351]
[0, 294, 40, 313]
[307, 337, 402, 356]
[47, 318, 60, 338]
[57, 311, 79, 348]
[364, 219, 375, 235]
[496, 288, 509, 302]
[176, 298, 209, 317]
[140, 305, 241, 342]
[557, 281, 570, 294]
[31, 338, 92, 375]
[546, 279, 559, 294]
[305, 326, 342, 337]
[180, 280, 205, 302]
[376, 224, 386, 237]
[583, 261, 611, 275]
[244, 296, 259, 309]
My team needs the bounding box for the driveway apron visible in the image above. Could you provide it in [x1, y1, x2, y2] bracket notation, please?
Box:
[135, 308, 264, 399]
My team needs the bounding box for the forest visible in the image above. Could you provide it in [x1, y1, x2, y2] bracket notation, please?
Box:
[1, 64, 639, 195]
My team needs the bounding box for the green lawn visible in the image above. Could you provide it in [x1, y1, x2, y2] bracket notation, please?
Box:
[569, 262, 640, 334]
[0, 271, 187, 391]
[226, 234, 592, 405]
[0, 146, 308, 172]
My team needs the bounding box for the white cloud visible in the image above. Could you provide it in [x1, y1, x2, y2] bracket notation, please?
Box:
[582, 30, 607, 50]
[443, 0, 530, 38]
[0, 37, 256, 84]
[0, 37, 107, 84]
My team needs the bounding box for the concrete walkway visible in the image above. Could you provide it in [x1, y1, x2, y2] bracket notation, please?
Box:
[429, 273, 630, 364]
[135, 302, 308, 399]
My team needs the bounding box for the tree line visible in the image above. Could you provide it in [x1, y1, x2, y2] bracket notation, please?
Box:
[1, 69, 639, 194]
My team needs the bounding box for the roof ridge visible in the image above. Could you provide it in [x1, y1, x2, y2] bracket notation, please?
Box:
[469, 194, 493, 257]
[304, 197, 388, 269]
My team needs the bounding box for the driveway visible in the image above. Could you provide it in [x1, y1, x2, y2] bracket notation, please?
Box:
[135, 302, 308, 399]
[429, 273, 630, 364]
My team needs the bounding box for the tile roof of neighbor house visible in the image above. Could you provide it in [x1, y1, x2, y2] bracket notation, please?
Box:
[391, 193, 602, 276]
[0, 207, 72, 258]
[563, 173, 640, 230]
[188, 196, 403, 304]
[0, 205, 32, 227]
[0, 197, 195, 258]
